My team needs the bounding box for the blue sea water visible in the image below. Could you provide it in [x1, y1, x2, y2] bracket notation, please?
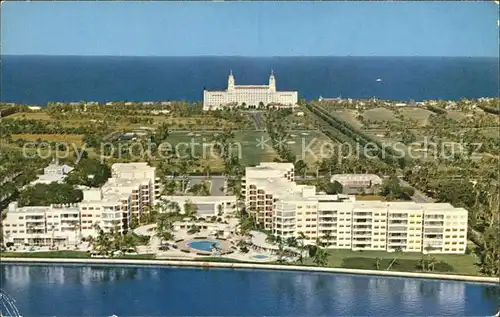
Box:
[1, 264, 499, 317]
[1, 56, 498, 105]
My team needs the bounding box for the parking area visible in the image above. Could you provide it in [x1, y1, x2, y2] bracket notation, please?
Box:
[184, 176, 226, 196]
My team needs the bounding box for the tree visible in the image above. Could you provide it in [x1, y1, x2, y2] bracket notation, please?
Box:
[386, 247, 403, 271]
[323, 230, 332, 248]
[19, 183, 83, 206]
[183, 200, 198, 217]
[375, 257, 382, 270]
[323, 181, 343, 194]
[65, 158, 111, 187]
[313, 247, 328, 267]
[294, 160, 308, 178]
[297, 232, 306, 264]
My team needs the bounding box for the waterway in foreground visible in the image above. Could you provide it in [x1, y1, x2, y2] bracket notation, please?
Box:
[1, 264, 499, 316]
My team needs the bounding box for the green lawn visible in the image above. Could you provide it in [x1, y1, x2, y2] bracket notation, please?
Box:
[0, 251, 91, 258]
[398, 107, 433, 126]
[363, 108, 396, 122]
[333, 110, 364, 129]
[166, 131, 277, 167]
[304, 249, 481, 276]
[165, 130, 329, 167]
[0, 251, 156, 260]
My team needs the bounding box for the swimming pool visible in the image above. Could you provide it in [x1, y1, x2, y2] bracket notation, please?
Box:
[253, 255, 269, 259]
[187, 240, 220, 252]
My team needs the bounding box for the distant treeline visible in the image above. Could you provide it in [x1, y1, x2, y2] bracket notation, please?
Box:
[426, 105, 446, 115]
[477, 104, 500, 115]
[0, 104, 28, 118]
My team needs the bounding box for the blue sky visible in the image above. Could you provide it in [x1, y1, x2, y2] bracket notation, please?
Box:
[1, 1, 498, 57]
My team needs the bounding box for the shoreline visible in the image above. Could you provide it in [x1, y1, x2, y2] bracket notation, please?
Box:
[2, 257, 499, 284]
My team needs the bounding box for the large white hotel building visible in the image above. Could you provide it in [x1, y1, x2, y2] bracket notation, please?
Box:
[242, 163, 468, 254]
[203, 71, 298, 110]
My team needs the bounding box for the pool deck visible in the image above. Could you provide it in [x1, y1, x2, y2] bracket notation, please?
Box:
[1, 257, 499, 284]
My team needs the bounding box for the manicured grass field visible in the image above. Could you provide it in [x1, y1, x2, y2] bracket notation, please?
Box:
[0, 251, 91, 258]
[9, 112, 53, 120]
[165, 130, 329, 167]
[11, 133, 84, 146]
[304, 249, 481, 276]
[333, 110, 364, 129]
[7, 111, 249, 131]
[363, 108, 395, 122]
[446, 110, 467, 121]
[398, 107, 433, 126]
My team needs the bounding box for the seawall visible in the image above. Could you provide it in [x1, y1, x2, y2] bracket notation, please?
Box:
[2, 257, 499, 284]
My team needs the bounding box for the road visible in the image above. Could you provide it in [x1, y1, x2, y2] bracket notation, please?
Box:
[243, 110, 264, 131]
[397, 178, 434, 203]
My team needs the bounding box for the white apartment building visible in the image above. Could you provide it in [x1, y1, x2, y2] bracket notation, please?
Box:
[203, 71, 298, 110]
[3, 202, 81, 246]
[243, 162, 468, 254]
[111, 162, 160, 205]
[242, 162, 295, 229]
[2, 162, 159, 246]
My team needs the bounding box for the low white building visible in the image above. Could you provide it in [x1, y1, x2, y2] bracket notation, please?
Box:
[203, 71, 298, 110]
[330, 174, 383, 194]
[30, 161, 74, 185]
[159, 195, 237, 218]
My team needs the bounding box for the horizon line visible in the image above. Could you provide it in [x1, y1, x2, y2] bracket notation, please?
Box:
[1, 54, 498, 58]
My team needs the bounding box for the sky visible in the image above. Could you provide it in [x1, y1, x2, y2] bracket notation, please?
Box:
[1, 1, 498, 57]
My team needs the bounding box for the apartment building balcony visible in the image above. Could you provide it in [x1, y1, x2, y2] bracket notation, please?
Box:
[25, 218, 45, 225]
[318, 224, 336, 229]
[353, 225, 372, 229]
[388, 220, 408, 225]
[388, 233, 407, 238]
[422, 239, 444, 248]
[319, 218, 336, 224]
[424, 221, 444, 227]
[352, 243, 371, 249]
[60, 219, 80, 226]
[425, 215, 444, 220]
[275, 211, 295, 218]
[424, 227, 444, 234]
[353, 213, 372, 218]
[319, 211, 336, 216]
[388, 240, 407, 246]
[352, 218, 372, 223]
[389, 214, 409, 219]
[388, 226, 408, 232]
[353, 237, 371, 242]
[274, 219, 295, 226]
[26, 227, 45, 234]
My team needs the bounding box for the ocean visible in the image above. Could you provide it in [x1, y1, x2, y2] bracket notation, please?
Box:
[1, 55, 498, 105]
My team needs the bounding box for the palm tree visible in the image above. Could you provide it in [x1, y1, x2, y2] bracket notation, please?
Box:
[375, 257, 382, 270]
[313, 247, 328, 267]
[386, 246, 403, 271]
[50, 225, 56, 248]
[323, 230, 332, 248]
[276, 236, 286, 263]
[73, 223, 80, 248]
[428, 257, 436, 272]
[297, 232, 306, 264]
